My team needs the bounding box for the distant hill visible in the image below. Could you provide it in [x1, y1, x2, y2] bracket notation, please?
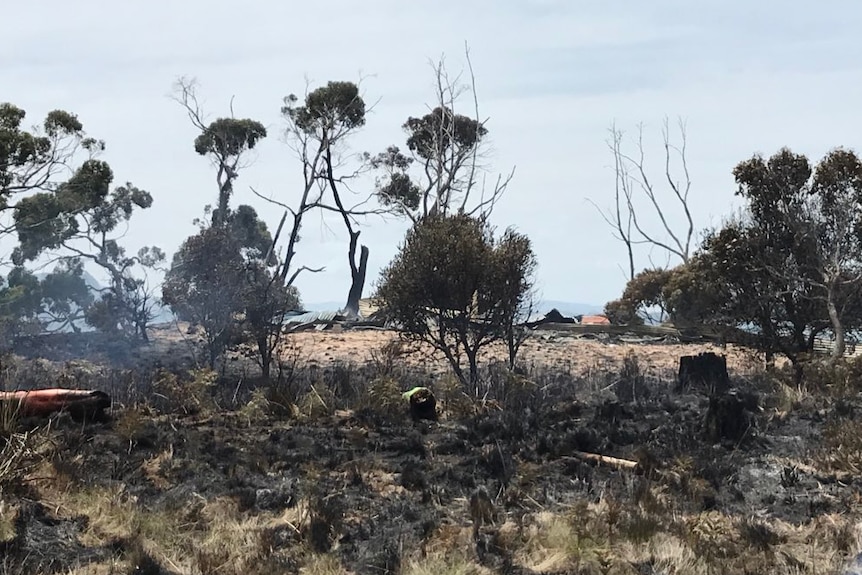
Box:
[302, 299, 604, 318]
[34, 270, 175, 332]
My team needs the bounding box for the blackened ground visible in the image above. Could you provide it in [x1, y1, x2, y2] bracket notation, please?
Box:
[3, 360, 857, 574]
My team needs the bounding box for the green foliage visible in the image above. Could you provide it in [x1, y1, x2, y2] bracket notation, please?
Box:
[376, 213, 536, 387]
[0, 267, 44, 343]
[83, 259, 164, 341]
[693, 148, 862, 362]
[12, 164, 148, 263]
[229, 204, 276, 261]
[283, 81, 366, 134]
[489, 227, 538, 367]
[0, 101, 160, 341]
[163, 205, 299, 371]
[163, 225, 247, 368]
[369, 105, 489, 220]
[604, 268, 674, 325]
[38, 259, 94, 332]
[404, 106, 486, 161]
[0, 103, 90, 198]
[660, 257, 727, 328]
[367, 146, 422, 216]
[193, 118, 267, 158]
[0, 261, 93, 343]
[12, 164, 160, 340]
[176, 79, 268, 226]
[603, 297, 641, 326]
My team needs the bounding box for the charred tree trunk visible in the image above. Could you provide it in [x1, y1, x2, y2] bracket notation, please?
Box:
[466, 347, 480, 392]
[677, 352, 729, 394]
[324, 146, 371, 320]
[213, 164, 234, 227]
[506, 328, 516, 370]
[703, 390, 759, 445]
[344, 244, 369, 318]
[257, 335, 272, 381]
[827, 282, 846, 360]
[137, 319, 149, 343]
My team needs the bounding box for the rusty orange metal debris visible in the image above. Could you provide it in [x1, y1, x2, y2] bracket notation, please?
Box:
[579, 315, 611, 325]
[0, 389, 111, 420]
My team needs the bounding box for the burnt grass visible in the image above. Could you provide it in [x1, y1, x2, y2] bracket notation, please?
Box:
[2, 331, 862, 574]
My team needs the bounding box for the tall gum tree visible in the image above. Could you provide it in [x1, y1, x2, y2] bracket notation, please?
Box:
[172, 78, 267, 227]
[2, 103, 161, 340]
[670, 147, 862, 378]
[256, 80, 383, 317]
[731, 147, 862, 361]
[369, 46, 513, 224]
[13, 160, 162, 340]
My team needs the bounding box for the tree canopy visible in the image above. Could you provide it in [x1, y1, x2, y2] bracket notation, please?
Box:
[376, 213, 536, 387]
[608, 146, 862, 373]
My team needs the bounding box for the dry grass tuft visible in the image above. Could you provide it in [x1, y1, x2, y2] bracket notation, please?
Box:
[297, 385, 336, 420]
[359, 377, 403, 417]
[514, 510, 610, 573]
[152, 368, 218, 416]
[298, 553, 349, 575]
[620, 532, 707, 575]
[0, 405, 48, 497]
[433, 374, 476, 419]
[818, 418, 862, 474]
[0, 501, 15, 543]
[401, 552, 489, 575]
[37, 484, 321, 575]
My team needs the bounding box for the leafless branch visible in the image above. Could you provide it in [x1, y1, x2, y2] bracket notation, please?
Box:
[385, 44, 513, 222]
[276, 75, 386, 314]
[601, 117, 694, 272]
[170, 76, 209, 132]
[286, 265, 325, 287]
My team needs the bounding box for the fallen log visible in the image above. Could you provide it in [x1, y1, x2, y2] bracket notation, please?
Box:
[564, 451, 640, 472]
[0, 389, 111, 422]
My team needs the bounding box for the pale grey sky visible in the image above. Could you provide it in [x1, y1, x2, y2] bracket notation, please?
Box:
[4, 1, 862, 307]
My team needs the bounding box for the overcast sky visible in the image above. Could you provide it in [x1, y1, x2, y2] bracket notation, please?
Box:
[4, 1, 862, 308]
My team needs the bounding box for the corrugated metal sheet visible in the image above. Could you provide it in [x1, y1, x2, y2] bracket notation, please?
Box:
[282, 310, 342, 325]
[813, 335, 862, 358]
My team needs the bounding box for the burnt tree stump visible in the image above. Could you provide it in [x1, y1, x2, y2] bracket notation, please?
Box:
[677, 352, 729, 393]
[703, 390, 760, 445]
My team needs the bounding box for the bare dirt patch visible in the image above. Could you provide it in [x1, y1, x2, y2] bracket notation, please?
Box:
[288, 328, 760, 377]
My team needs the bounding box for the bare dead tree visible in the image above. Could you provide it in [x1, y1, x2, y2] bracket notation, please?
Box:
[590, 117, 694, 275]
[587, 124, 639, 281]
[371, 43, 514, 224]
[323, 145, 371, 317]
[252, 80, 385, 317]
[250, 104, 329, 291]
